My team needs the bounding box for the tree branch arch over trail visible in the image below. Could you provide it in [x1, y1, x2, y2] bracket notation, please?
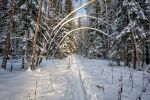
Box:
[51, 27, 109, 59]
[47, 15, 111, 50]
[45, 0, 96, 51]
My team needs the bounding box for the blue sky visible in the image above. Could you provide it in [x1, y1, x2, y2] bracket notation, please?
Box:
[73, 0, 87, 16]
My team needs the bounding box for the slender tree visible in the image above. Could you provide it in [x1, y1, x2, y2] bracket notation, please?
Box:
[30, 0, 42, 70]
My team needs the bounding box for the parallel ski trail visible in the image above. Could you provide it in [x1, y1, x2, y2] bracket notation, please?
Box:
[33, 56, 88, 100]
[67, 55, 88, 100]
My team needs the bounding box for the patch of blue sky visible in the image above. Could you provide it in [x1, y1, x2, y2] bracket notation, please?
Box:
[73, 0, 87, 16]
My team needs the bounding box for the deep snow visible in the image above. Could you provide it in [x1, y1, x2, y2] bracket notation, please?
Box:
[0, 55, 150, 100]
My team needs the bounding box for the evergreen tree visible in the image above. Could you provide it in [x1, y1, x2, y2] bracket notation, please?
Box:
[112, 0, 150, 68]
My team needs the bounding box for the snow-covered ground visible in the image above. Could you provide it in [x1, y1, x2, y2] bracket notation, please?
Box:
[0, 55, 150, 100]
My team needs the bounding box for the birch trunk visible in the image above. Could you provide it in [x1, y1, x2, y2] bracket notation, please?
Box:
[30, 0, 42, 70]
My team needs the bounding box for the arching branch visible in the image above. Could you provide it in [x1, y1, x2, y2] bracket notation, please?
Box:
[47, 15, 110, 49]
[51, 27, 109, 59]
[45, 0, 96, 50]
[52, 0, 95, 31]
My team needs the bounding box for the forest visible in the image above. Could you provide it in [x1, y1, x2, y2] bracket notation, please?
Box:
[0, 0, 150, 100]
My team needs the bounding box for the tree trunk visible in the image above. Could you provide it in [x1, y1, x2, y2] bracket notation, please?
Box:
[145, 41, 149, 65]
[127, 43, 130, 67]
[38, 0, 51, 64]
[30, 0, 42, 70]
[133, 50, 137, 69]
[47, 0, 51, 18]
[22, 49, 25, 69]
[1, 0, 15, 69]
[132, 33, 138, 69]
[141, 40, 145, 67]
[126, 4, 138, 69]
[125, 42, 130, 67]
[36, 49, 41, 66]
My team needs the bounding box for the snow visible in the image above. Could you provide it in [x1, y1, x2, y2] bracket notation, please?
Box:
[137, 11, 147, 20]
[20, 3, 27, 10]
[0, 55, 150, 100]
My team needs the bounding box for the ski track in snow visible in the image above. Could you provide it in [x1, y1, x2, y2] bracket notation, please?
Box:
[66, 56, 88, 100]
[0, 55, 150, 100]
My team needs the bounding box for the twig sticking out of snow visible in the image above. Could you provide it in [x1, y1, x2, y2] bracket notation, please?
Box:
[27, 93, 31, 100]
[128, 69, 134, 94]
[48, 70, 54, 92]
[112, 65, 114, 84]
[34, 74, 39, 100]
[118, 70, 123, 100]
[96, 85, 104, 92]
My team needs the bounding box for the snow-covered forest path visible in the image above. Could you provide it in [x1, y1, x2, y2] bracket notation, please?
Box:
[65, 56, 88, 100]
[0, 55, 94, 100]
[0, 55, 150, 100]
[26, 55, 90, 100]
